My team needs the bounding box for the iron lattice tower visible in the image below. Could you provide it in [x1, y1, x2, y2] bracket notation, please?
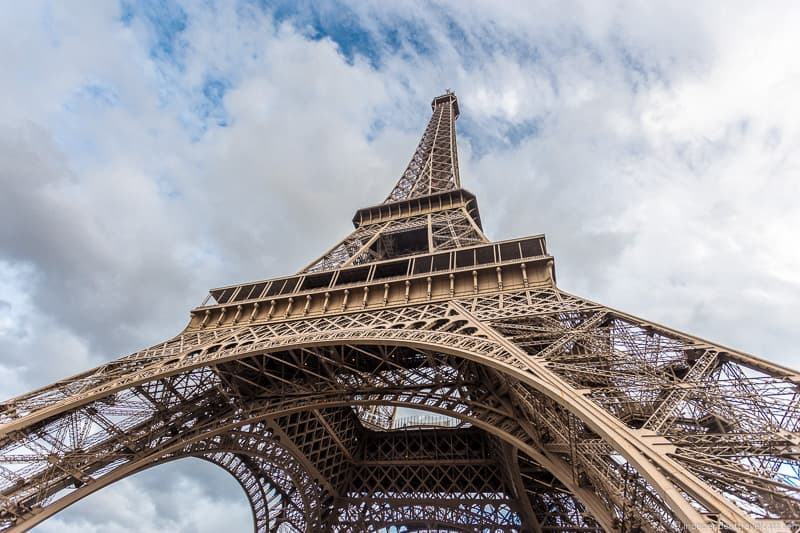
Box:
[1, 92, 798, 533]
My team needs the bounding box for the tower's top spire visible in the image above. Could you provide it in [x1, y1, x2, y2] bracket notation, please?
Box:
[433, 90, 459, 118]
[296, 91, 484, 273]
[384, 91, 461, 203]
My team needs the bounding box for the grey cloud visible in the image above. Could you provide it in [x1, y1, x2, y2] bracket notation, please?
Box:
[34, 459, 251, 533]
[0, 124, 203, 370]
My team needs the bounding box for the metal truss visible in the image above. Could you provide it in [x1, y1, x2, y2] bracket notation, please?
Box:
[303, 208, 487, 273]
[384, 92, 460, 203]
[0, 92, 798, 533]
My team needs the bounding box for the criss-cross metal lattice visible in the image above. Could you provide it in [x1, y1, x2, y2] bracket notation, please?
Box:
[1, 92, 798, 533]
[384, 91, 461, 203]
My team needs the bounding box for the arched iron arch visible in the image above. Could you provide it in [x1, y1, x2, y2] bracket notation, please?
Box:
[37, 432, 326, 533]
[0, 327, 764, 531]
[3, 392, 613, 531]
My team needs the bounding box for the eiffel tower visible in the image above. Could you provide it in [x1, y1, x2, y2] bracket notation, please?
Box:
[1, 91, 798, 533]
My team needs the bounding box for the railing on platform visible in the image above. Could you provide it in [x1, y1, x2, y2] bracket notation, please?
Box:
[392, 413, 465, 430]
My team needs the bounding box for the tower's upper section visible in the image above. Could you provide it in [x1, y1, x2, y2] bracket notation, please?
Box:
[384, 91, 461, 203]
[195, 91, 553, 314]
[296, 90, 487, 273]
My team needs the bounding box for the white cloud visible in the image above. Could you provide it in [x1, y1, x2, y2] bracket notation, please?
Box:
[35, 458, 251, 533]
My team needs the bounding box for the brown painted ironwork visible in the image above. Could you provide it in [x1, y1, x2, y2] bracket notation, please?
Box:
[0, 92, 798, 532]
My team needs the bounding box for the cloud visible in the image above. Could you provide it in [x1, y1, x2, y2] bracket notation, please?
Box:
[0, 0, 797, 530]
[34, 458, 251, 533]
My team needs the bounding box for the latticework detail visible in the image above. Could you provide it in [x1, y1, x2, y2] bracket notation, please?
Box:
[303, 207, 487, 274]
[385, 92, 460, 203]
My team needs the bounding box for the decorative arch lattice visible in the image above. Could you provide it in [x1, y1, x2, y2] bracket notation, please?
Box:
[0, 291, 797, 532]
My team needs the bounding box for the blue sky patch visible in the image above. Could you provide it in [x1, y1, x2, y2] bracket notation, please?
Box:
[120, 0, 189, 68]
[458, 115, 544, 159]
[262, 0, 436, 67]
[268, 0, 381, 66]
[177, 75, 232, 140]
[64, 82, 120, 111]
[196, 76, 231, 128]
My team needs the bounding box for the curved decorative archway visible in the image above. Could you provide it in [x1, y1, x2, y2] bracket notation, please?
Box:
[0, 300, 797, 533]
[11, 397, 606, 532]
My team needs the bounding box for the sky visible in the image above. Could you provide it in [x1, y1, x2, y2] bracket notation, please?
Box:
[1, 1, 799, 531]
